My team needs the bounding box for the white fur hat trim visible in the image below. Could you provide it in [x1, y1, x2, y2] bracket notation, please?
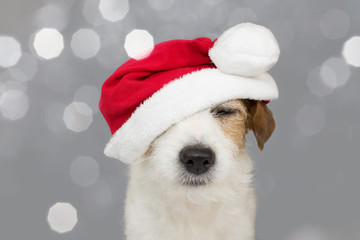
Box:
[209, 22, 280, 77]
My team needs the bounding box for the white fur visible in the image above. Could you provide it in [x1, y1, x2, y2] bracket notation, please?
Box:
[104, 69, 278, 164]
[124, 109, 256, 240]
[209, 22, 280, 77]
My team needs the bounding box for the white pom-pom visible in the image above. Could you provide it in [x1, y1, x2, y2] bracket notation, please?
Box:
[209, 22, 280, 77]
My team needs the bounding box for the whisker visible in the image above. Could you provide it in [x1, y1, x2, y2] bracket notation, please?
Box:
[177, 168, 215, 186]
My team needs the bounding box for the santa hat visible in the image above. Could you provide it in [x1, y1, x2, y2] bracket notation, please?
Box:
[99, 23, 280, 164]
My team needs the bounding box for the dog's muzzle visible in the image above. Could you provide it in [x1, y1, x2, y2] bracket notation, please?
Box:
[179, 145, 215, 175]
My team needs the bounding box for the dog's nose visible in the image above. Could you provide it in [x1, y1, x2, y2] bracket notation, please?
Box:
[179, 145, 215, 175]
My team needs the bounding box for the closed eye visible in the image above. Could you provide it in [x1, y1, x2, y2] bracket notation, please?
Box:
[211, 107, 237, 117]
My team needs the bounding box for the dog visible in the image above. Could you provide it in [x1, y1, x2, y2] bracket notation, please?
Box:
[123, 99, 275, 240]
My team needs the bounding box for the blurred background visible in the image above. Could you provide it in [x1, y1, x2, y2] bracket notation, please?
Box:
[1, 0, 360, 239]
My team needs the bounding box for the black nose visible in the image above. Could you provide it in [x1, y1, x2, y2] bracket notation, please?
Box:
[179, 145, 215, 175]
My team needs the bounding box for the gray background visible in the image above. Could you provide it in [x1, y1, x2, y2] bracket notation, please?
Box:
[1, 0, 360, 239]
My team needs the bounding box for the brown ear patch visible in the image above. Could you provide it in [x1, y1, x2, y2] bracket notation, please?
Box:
[244, 100, 275, 151]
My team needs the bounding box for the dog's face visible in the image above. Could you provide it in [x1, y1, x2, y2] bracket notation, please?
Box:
[141, 99, 275, 190]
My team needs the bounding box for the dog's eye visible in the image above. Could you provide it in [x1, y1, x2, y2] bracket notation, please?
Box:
[212, 108, 237, 117]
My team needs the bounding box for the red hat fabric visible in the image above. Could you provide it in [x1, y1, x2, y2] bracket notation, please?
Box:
[99, 37, 215, 134]
[100, 22, 280, 163]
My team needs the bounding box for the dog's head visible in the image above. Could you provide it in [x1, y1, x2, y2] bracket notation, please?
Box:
[139, 99, 275, 190]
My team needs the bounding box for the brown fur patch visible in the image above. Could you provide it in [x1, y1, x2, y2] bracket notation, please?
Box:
[211, 100, 249, 149]
[143, 144, 154, 158]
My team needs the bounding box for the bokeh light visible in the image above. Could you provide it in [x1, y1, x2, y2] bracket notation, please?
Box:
[0, 36, 22, 68]
[320, 9, 349, 40]
[0, 82, 29, 120]
[322, 57, 350, 87]
[47, 202, 78, 233]
[35, 4, 69, 31]
[33, 28, 64, 60]
[71, 29, 101, 59]
[74, 85, 100, 114]
[147, 0, 175, 11]
[63, 102, 93, 132]
[124, 29, 154, 60]
[99, 0, 129, 22]
[70, 156, 100, 187]
[307, 66, 336, 96]
[296, 105, 325, 136]
[342, 36, 360, 67]
[320, 66, 338, 89]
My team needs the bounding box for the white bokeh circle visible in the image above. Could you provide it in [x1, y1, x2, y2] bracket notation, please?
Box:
[0, 36, 22, 68]
[70, 156, 100, 187]
[342, 36, 360, 67]
[0, 82, 29, 121]
[47, 202, 78, 233]
[63, 102, 93, 132]
[320, 66, 337, 89]
[124, 29, 154, 60]
[33, 28, 64, 60]
[322, 57, 350, 87]
[71, 28, 101, 59]
[307, 66, 336, 96]
[99, 0, 129, 22]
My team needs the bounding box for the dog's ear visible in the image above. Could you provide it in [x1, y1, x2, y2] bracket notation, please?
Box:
[244, 100, 275, 151]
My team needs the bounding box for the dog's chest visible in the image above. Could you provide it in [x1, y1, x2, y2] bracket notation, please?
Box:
[126, 195, 253, 240]
[165, 201, 239, 239]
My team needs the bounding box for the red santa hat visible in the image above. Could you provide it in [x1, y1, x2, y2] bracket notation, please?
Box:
[99, 23, 280, 164]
